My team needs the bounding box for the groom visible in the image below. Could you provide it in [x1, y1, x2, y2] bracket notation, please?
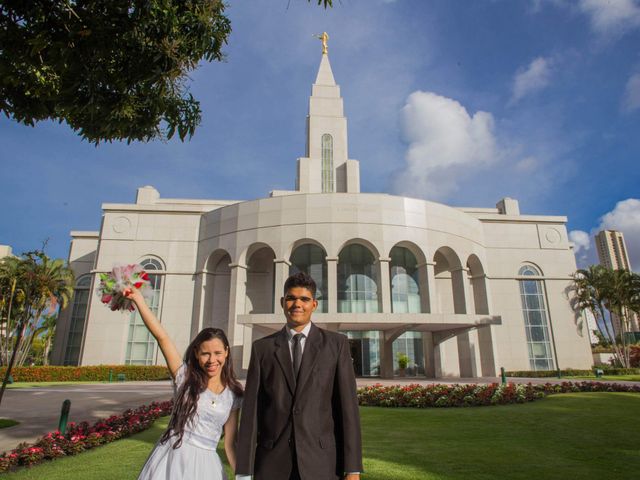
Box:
[236, 272, 362, 480]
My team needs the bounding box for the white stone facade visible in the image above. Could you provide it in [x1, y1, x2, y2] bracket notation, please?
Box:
[51, 52, 593, 378]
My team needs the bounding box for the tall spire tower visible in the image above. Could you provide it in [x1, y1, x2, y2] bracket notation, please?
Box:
[296, 33, 360, 193]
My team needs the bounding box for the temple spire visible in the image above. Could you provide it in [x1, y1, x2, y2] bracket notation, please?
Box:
[295, 37, 360, 194]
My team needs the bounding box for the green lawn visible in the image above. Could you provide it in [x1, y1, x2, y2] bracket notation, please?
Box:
[4, 393, 640, 479]
[0, 419, 19, 429]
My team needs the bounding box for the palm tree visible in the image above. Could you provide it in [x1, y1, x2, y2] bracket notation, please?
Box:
[0, 251, 74, 406]
[570, 265, 640, 368]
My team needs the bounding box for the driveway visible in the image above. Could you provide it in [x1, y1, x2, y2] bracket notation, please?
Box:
[0, 381, 174, 453]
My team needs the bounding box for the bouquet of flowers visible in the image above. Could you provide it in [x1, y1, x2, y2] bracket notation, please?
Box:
[97, 264, 152, 312]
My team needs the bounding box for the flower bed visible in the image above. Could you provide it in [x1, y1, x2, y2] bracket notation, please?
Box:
[0, 400, 173, 473]
[357, 381, 640, 408]
[505, 367, 640, 377]
[0, 365, 170, 382]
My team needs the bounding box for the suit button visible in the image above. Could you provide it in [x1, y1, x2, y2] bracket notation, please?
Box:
[293, 408, 300, 414]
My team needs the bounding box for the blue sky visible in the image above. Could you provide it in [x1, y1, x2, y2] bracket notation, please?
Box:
[1, 0, 639, 270]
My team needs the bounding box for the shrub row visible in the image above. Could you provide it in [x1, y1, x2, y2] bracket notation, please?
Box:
[357, 381, 640, 408]
[0, 400, 173, 473]
[505, 367, 640, 377]
[0, 365, 171, 382]
[505, 369, 592, 377]
[357, 383, 544, 408]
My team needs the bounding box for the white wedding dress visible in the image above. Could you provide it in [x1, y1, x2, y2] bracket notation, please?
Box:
[138, 365, 241, 480]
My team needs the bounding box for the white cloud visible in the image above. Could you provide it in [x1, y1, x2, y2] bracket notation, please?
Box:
[570, 229, 591, 254]
[392, 91, 499, 199]
[578, 0, 640, 37]
[511, 57, 552, 104]
[622, 73, 640, 111]
[598, 198, 640, 270]
[569, 230, 591, 267]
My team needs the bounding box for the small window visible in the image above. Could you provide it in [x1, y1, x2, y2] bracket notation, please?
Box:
[518, 265, 541, 276]
[140, 258, 163, 271]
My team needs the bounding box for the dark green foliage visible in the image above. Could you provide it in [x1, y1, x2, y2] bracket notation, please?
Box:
[0, 364, 171, 382]
[0, 1, 231, 143]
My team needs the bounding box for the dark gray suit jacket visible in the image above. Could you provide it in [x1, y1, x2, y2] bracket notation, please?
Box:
[236, 323, 362, 479]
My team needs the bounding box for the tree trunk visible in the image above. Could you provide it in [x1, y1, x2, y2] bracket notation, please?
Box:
[0, 320, 26, 407]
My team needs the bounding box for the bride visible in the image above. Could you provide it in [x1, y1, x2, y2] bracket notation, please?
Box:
[124, 287, 243, 480]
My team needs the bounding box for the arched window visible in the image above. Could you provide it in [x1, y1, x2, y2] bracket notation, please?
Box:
[321, 134, 334, 192]
[63, 275, 92, 365]
[125, 258, 164, 365]
[390, 247, 422, 313]
[245, 246, 275, 314]
[338, 244, 379, 313]
[290, 244, 328, 313]
[518, 265, 554, 370]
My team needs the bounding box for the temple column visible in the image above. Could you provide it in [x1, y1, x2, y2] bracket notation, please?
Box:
[273, 258, 291, 313]
[228, 263, 247, 368]
[327, 257, 338, 314]
[378, 257, 391, 313]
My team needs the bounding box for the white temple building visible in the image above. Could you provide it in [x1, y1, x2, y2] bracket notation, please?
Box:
[51, 44, 593, 378]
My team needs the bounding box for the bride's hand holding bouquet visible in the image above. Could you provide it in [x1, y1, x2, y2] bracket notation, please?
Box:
[97, 264, 152, 312]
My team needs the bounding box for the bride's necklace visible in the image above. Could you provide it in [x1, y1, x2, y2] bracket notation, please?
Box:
[208, 382, 224, 408]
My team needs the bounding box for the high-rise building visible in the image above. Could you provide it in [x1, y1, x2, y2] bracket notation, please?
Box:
[595, 230, 632, 271]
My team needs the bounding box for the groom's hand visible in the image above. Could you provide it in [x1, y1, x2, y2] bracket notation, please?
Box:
[344, 474, 360, 480]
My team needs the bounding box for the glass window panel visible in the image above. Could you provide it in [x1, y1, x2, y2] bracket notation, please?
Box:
[529, 326, 547, 342]
[527, 310, 544, 325]
[338, 245, 379, 313]
[390, 247, 422, 313]
[522, 280, 539, 294]
[321, 134, 334, 192]
[290, 244, 328, 312]
[524, 294, 542, 310]
[519, 277, 554, 371]
[64, 286, 91, 365]
[125, 272, 161, 364]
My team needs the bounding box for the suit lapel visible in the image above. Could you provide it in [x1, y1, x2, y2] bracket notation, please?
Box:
[295, 323, 322, 395]
[274, 327, 296, 395]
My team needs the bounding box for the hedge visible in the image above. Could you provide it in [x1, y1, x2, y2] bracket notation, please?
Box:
[0, 365, 171, 382]
[357, 381, 640, 408]
[506, 367, 640, 377]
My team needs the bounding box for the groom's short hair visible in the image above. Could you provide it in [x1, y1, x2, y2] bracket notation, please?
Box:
[283, 272, 317, 297]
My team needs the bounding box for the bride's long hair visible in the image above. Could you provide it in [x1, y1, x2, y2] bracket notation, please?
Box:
[160, 328, 243, 448]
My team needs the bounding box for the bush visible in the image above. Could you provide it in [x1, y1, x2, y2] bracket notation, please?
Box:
[630, 345, 640, 368]
[357, 381, 640, 409]
[0, 365, 170, 382]
[505, 367, 640, 377]
[0, 400, 173, 472]
[505, 369, 594, 377]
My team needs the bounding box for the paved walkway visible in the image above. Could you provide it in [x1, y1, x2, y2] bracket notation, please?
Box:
[1, 376, 636, 453]
[0, 381, 174, 453]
